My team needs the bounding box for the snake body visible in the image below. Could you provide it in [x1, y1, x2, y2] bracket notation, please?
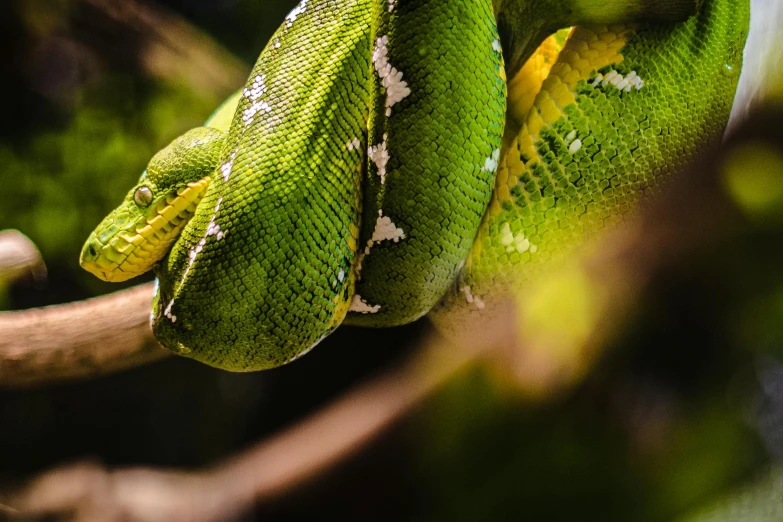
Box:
[433, 0, 750, 334]
[80, 0, 749, 371]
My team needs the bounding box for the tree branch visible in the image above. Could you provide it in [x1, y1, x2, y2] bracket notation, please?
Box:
[0, 230, 46, 287]
[0, 283, 170, 388]
[79, 0, 248, 94]
[3, 332, 483, 522]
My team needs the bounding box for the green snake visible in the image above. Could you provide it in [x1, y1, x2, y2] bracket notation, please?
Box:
[80, 0, 750, 371]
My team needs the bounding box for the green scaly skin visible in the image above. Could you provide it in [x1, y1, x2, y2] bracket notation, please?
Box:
[431, 0, 750, 332]
[80, 0, 748, 371]
[346, 0, 505, 326]
[154, 0, 372, 369]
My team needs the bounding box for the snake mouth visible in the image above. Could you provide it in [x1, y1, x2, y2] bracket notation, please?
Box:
[80, 177, 212, 282]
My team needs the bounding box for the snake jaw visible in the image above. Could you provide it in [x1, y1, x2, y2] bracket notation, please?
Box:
[80, 177, 212, 282]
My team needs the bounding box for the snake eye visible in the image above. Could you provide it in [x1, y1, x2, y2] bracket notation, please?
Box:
[133, 186, 154, 207]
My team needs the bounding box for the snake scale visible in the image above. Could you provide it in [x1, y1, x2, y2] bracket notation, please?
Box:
[80, 0, 750, 371]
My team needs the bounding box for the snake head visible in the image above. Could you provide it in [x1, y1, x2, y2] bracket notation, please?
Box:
[80, 127, 225, 282]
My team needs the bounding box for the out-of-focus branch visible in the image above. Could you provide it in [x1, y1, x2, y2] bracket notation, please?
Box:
[80, 0, 248, 94]
[0, 283, 170, 388]
[4, 332, 482, 522]
[0, 230, 46, 287]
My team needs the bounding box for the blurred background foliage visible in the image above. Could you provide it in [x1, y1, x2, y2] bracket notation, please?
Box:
[1, 0, 782, 520]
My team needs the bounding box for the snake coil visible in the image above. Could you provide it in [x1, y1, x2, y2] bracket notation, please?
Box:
[81, 0, 749, 370]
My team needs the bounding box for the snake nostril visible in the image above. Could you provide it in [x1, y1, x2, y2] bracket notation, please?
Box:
[88, 244, 97, 258]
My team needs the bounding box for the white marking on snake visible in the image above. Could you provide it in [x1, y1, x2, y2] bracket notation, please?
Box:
[492, 39, 502, 53]
[186, 198, 225, 272]
[368, 134, 389, 184]
[349, 294, 381, 314]
[346, 137, 361, 151]
[242, 74, 271, 127]
[164, 299, 177, 323]
[500, 222, 514, 247]
[500, 222, 535, 254]
[462, 285, 475, 304]
[357, 210, 405, 278]
[482, 149, 500, 172]
[164, 198, 226, 323]
[220, 151, 236, 182]
[244, 74, 267, 101]
[371, 210, 405, 244]
[372, 35, 411, 116]
[388, 0, 396, 11]
[285, 0, 308, 27]
[592, 70, 644, 92]
[207, 220, 225, 241]
[568, 139, 582, 154]
[513, 234, 531, 253]
[566, 130, 577, 142]
[242, 98, 271, 125]
[461, 285, 485, 310]
[338, 268, 345, 282]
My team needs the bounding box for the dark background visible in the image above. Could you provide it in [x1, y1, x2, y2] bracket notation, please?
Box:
[1, 0, 782, 520]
